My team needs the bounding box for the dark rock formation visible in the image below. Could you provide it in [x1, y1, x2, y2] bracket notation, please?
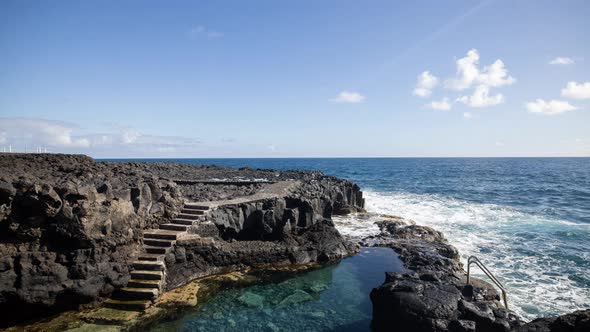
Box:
[0, 154, 183, 326]
[368, 219, 590, 332]
[167, 218, 358, 289]
[0, 153, 363, 327]
[369, 218, 523, 332]
[511, 309, 590, 332]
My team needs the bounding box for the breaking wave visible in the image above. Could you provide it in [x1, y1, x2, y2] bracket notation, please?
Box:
[334, 190, 590, 321]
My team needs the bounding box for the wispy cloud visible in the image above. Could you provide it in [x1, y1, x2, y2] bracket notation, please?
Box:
[0, 117, 200, 153]
[549, 57, 574, 65]
[525, 99, 577, 115]
[0, 118, 90, 148]
[330, 91, 366, 103]
[561, 81, 590, 100]
[428, 97, 452, 111]
[189, 26, 224, 39]
[413, 71, 439, 98]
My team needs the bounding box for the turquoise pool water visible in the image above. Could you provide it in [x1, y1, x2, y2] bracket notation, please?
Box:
[149, 247, 407, 331]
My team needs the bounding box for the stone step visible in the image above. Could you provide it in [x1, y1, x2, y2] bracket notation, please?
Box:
[130, 270, 164, 281]
[132, 260, 165, 271]
[137, 253, 164, 261]
[171, 218, 195, 225]
[144, 239, 174, 247]
[177, 213, 200, 220]
[127, 279, 161, 289]
[118, 287, 159, 301]
[181, 208, 205, 215]
[144, 229, 181, 240]
[144, 246, 169, 254]
[104, 299, 151, 311]
[183, 204, 210, 210]
[160, 223, 188, 231]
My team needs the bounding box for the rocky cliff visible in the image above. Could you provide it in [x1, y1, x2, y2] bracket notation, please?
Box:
[0, 153, 363, 327]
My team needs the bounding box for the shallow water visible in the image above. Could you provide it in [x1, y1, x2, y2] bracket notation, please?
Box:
[149, 247, 406, 332]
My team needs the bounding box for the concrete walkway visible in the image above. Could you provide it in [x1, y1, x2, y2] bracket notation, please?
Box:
[184, 180, 301, 208]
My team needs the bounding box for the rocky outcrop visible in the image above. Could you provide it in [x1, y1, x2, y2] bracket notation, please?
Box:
[511, 309, 590, 332]
[0, 153, 363, 327]
[0, 155, 183, 326]
[368, 218, 523, 332]
[205, 179, 363, 241]
[162, 176, 363, 289]
[167, 218, 358, 289]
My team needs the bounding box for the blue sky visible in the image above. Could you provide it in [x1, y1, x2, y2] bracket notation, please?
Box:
[1, 0, 589, 157]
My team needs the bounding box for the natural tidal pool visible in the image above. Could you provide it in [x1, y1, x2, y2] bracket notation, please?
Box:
[149, 247, 406, 332]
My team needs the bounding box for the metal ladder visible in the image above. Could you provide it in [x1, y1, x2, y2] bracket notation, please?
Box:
[466, 256, 509, 309]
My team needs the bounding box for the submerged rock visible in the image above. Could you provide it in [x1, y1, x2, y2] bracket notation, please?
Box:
[279, 289, 313, 306]
[238, 291, 265, 309]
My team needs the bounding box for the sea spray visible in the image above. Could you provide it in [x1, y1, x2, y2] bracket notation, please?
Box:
[334, 190, 590, 321]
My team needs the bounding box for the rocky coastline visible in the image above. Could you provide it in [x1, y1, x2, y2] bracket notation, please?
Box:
[363, 217, 589, 332]
[0, 153, 363, 328]
[0, 153, 587, 331]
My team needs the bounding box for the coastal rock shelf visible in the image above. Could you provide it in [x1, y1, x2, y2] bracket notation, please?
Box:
[0, 153, 364, 327]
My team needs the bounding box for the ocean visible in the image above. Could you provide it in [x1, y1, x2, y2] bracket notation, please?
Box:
[104, 157, 590, 321]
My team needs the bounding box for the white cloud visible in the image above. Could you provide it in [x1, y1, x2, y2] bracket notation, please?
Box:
[549, 57, 574, 65]
[479, 59, 516, 88]
[0, 118, 200, 153]
[463, 112, 473, 119]
[445, 49, 480, 91]
[445, 49, 515, 91]
[428, 97, 452, 111]
[189, 26, 224, 39]
[0, 118, 90, 148]
[561, 81, 590, 100]
[457, 85, 504, 108]
[331, 91, 365, 103]
[121, 130, 139, 144]
[413, 71, 439, 97]
[525, 99, 577, 115]
[415, 49, 514, 110]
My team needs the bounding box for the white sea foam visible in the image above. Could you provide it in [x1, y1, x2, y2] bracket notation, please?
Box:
[332, 213, 381, 240]
[333, 190, 590, 321]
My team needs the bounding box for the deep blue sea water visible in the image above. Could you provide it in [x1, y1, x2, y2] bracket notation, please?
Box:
[104, 158, 590, 320]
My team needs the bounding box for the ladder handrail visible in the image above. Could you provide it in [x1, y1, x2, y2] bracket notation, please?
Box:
[466, 255, 509, 310]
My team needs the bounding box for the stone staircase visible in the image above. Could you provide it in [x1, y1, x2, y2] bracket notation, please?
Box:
[104, 202, 210, 311]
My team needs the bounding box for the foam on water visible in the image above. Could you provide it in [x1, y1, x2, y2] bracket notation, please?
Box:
[332, 213, 381, 240]
[334, 190, 590, 321]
